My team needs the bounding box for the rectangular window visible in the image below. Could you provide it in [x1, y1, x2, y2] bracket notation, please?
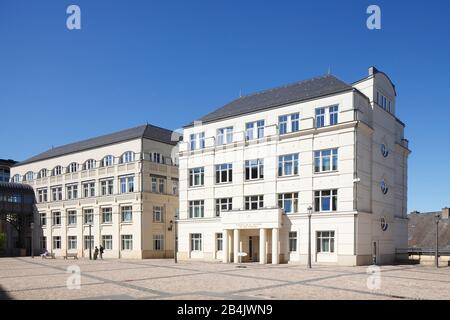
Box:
[153, 234, 164, 251]
[102, 207, 112, 224]
[315, 107, 325, 128]
[119, 175, 135, 193]
[121, 206, 133, 222]
[84, 235, 94, 250]
[66, 184, 78, 200]
[215, 163, 233, 184]
[102, 235, 112, 250]
[314, 190, 338, 212]
[37, 188, 48, 203]
[216, 127, 233, 145]
[329, 105, 338, 125]
[189, 200, 204, 218]
[278, 193, 299, 213]
[83, 208, 94, 225]
[215, 198, 232, 217]
[245, 120, 265, 140]
[289, 232, 297, 252]
[216, 233, 223, 251]
[52, 236, 61, 249]
[100, 179, 113, 196]
[244, 195, 264, 210]
[172, 179, 179, 195]
[151, 177, 157, 193]
[158, 178, 165, 194]
[190, 233, 202, 251]
[67, 210, 77, 225]
[314, 149, 338, 173]
[153, 206, 164, 222]
[51, 186, 62, 201]
[40, 213, 47, 226]
[52, 212, 61, 226]
[190, 132, 205, 150]
[68, 236, 77, 250]
[245, 159, 264, 180]
[291, 113, 300, 132]
[278, 154, 299, 177]
[121, 235, 133, 250]
[83, 181, 95, 197]
[40, 236, 46, 250]
[279, 113, 300, 134]
[317, 231, 335, 253]
[189, 168, 204, 187]
[316, 105, 339, 127]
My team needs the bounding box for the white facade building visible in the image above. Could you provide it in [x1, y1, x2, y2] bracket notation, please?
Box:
[11, 124, 179, 259]
[177, 67, 410, 265]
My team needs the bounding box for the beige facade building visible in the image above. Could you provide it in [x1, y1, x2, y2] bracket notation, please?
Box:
[10, 124, 179, 259]
[177, 67, 410, 266]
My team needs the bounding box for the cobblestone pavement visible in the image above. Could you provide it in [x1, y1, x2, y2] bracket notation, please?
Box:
[0, 257, 449, 300]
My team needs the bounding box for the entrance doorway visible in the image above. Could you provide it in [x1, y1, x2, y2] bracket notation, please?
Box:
[248, 236, 259, 262]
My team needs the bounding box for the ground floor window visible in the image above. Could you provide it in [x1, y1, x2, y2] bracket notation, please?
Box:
[52, 236, 61, 249]
[102, 235, 112, 250]
[289, 232, 297, 252]
[153, 234, 164, 251]
[40, 236, 46, 250]
[190, 233, 202, 251]
[216, 233, 223, 251]
[68, 236, 77, 250]
[84, 235, 94, 250]
[317, 231, 335, 253]
[121, 235, 133, 250]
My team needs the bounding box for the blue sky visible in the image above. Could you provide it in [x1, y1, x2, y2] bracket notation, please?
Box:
[0, 0, 449, 212]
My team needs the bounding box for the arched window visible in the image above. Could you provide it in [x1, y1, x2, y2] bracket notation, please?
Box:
[102, 155, 114, 167]
[37, 169, 47, 179]
[84, 159, 96, 170]
[121, 151, 135, 164]
[24, 171, 34, 181]
[67, 162, 78, 173]
[12, 174, 21, 182]
[52, 166, 62, 176]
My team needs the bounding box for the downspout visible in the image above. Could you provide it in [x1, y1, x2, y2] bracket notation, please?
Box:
[140, 138, 144, 258]
[353, 95, 358, 258]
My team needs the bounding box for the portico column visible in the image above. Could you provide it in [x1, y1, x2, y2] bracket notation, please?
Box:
[222, 229, 229, 263]
[272, 228, 279, 264]
[233, 229, 240, 264]
[259, 228, 267, 264]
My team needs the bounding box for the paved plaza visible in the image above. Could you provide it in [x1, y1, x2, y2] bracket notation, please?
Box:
[0, 257, 449, 300]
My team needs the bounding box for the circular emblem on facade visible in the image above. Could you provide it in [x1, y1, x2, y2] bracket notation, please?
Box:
[381, 143, 389, 158]
[380, 180, 388, 194]
[381, 217, 388, 231]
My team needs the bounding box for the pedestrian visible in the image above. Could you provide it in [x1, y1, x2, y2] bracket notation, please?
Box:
[94, 246, 99, 260]
[99, 245, 104, 260]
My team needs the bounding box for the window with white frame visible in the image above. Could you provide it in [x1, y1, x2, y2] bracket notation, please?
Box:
[278, 193, 299, 213]
[68, 236, 77, 250]
[102, 235, 112, 250]
[190, 233, 202, 251]
[153, 206, 164, 222]
[153, 234, 164, 251]
[245, 195, 264, 210]
[329, 105, 338, 125]
[189, 200, 204, 218]
[315, 107, 325, 128]
[67, 210, 77, 225]
[278, 154, 299, 177]
[12, 174, 21, 182]
[215, 198, 232, 217]
[245, 159, 264, 180]
[215, 163, 232, 184]
[315, 105, 339, 128]
[24, 171, 34, 181]
[83, 159, 96, 170]
[121, 206, 133, 222]
[317, 231, 335, 253]
[102, 207, 112, 224]
[278, 113, 299, 134]
[158, 178, 165, 193]
[189, 167, 204, 187]
[67, 162, 78, 173]
[53, 236, 61, 249]
[121, 235, 133, 250]
[151, 152, 163, 163]
[51, 186, 62, 201]
[314, 149, 338, 173]
[216, 233, 223, 251]
[151, 176, 157, 193]
[121, 151, 135, 163]
[84, 235, 94, 250]
[102, 155, 114, 167]
[119, 175, 134, 193]
[289, 232, 297, 252]
[52, 212, 61, 226]
[216, 127, 233, 145]
[83, 181, 95, 197]
[52, 166, 62, 176]
[37, 188, 48, 203]
[245, 120, 265, 140]
[100, 178, 113, 195]
[37, 169, 47, 179]
[40, 212, 47, 226]
[171, 179, 178, 195]
[83, 208, 94, 225]
[66, 184, 78, 200]
[190, 132, 205, 150]
[314, 190, 338, 212]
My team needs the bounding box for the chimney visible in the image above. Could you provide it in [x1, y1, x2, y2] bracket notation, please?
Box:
[442, 207, 449, 219]
[368, 66, 378, 76]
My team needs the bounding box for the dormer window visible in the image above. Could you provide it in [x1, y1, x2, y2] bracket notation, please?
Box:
[121, 151, 134, 164]
[12, 174, 21, 183]
[102, 155, 114, 167]
[37, 169, 47, 179]
[67, 162, 78, 173]
[24, 171, 34, 182]
[52, 166, 62, 176]
[84, 159, 96, 170]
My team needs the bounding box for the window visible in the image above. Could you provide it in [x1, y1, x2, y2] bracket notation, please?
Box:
[278, 154, 299, 176]
[158, 178, 165, 193]
[52, 166, 62, 176]
[151, 177, 157, 193]
[67, 210, 77, 225]
[189, 168, 204, 187]
[53, 236, 61, 249]
[102, 155, 114, 167]
[121, 206, 133, 222]
[52, 212, 61, 226]
[83, 159, 96, 170]
[278, 193, 299, 213]
[12, 174, 21, 182]
[376, 92, 392, 112]
[102, 235, 112, 250]
[121, 151, 135, 163]
[68, 236, 77, 250]
[40, 237, 46, 250]
[51, 186, 62, 201]
[279, 115, 287, 134]
[37, 169, 47, 179]
[216, 127, 233, 145]
[66, 184, 78, 200]
[289, 232, 297, 252]
[102, 207, 112, 224]
[172, 179, 179, 195]
[245, 195, 264, 210]
[100, 178, 114, 195]
[40, 213, 47, 226]
[216, 233, 223, 251]
[37, 188, 48, 203]
[245, 159, 264, 180]
[314, 149, 338, 173]
[215, 163, 232, 184]
[380, 144, 389, 158]
[153, 234, 164, 251]
[279, 113, 300, 134]
[190, 234, 202, 251]
[67, 162, 78, 173]
[0, 167, 10, 182]
[316, 105, 339, 128]
[190, 132, 205, 150]
[119, 175, 134, 193]
[189, 200, 204, 218]
[314, 190, 338, 212]
[151, 152, 162, 163]
[315, 107, 325, 128]
[84, 208, 94, 225]
[121, 235, 133, 250]
[215, 198, 232, 217]
[246, 120, 265, 140]
[25, 171, 34, 181]
[291, 113, 300, 132]
[329, 105, 338, 125]
[153, 206, 164, 222]
[83, 181, 95, 197]
[380, 180, 388, 194]
[317, 231, 335, 253]
[84, 235, 94, 250]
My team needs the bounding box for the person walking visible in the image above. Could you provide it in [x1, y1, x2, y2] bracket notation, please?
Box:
[93, 246, 99, 260]
[99, 245, 104, 260]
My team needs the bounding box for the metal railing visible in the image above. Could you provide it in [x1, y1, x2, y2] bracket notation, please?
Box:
[396, 248, 450, 256]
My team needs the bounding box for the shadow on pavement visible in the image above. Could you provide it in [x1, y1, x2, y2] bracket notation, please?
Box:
[0, 285, 12, 300]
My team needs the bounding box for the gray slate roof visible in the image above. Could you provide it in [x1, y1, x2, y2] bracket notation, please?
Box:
[16, 124, 178, 166]
[185, 74, 353, 127]
[408, 213, 450, 249]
